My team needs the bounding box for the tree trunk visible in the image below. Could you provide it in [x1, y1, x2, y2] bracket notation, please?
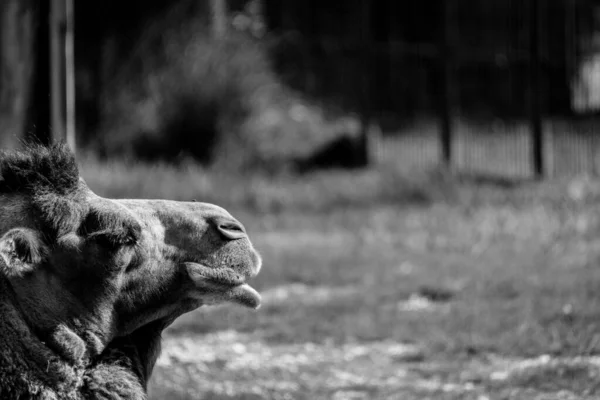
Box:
[0, 0, 38, 149]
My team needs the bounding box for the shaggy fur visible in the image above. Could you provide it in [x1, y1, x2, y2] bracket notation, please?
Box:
[0, 278, 146, 399]
[0, 143, 80, 196]
[0, 143, 87, 238]
[0, 143, 141, 245]
[82, 344, 146, 400]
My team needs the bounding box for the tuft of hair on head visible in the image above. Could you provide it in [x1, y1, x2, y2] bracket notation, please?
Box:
[0, 143, 87, 238]
[0, 142, 80, 197]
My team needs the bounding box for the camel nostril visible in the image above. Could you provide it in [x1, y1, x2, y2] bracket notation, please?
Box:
[217, 221, 246, 240]
[221, 223, 243, 232]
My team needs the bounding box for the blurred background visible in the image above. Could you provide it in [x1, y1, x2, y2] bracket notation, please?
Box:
[5, 1, 600, 399]
[5, 0, 600, 177]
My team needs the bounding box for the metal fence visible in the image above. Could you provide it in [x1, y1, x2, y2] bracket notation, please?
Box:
[267, 0, 600, 179]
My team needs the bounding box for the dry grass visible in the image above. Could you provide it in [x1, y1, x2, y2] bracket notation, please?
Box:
[80, 158, 600, 399]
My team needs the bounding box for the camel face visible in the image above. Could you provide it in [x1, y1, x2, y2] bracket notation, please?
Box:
[108, 198, 263, 335]
[0, 144, 262, 362]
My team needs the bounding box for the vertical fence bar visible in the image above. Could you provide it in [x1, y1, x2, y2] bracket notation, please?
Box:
[590, 118, 598, 178]
[439, 0, 458, 168]
[546, 123, 554, 177]
[65, 0, 75, 153]
[50, 0, 65, 143]
[357, 0, 371, 167]
[50, 0, 75, 152]
[529, 0, 544, 178]
[15, 0, 51, 146]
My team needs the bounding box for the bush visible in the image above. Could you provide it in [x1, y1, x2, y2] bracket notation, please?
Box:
[97, 23, 277, 167]
[94, 10, 363, 174]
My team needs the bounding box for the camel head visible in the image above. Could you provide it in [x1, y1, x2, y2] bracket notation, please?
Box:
[0, 144, 262, 366]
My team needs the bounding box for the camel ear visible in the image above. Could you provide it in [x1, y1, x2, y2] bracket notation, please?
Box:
[0, 228, 46, 278]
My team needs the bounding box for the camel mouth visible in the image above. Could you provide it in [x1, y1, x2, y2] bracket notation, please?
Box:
[203, 270, 262, 310]
[185, 263, 262, 310]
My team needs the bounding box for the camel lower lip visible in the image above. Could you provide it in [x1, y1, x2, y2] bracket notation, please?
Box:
[224, 283, 261, 309]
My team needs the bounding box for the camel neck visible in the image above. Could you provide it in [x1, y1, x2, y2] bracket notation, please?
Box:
[0, 279, 84, 396]
[0, 288, 147, 399]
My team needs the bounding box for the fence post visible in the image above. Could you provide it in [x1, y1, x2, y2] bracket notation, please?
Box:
[529, 0, 543, 178]
[0, 0, 47, 148]
[439, 0, 457, 168]
[64, 0, 75, 153]
[49, 0, 75, 153]
[356, 0, 371, 167]
[50, 0, 65, 144]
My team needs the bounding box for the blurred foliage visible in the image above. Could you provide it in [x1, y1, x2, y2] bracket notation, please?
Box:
[97, 28, 273, 165]
[5, 0, 590, 172]
[74, 1, 358, 173]
[266, 0, 595, 119]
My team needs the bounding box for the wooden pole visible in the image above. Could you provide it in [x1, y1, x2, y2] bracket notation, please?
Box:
[24, 0, 52, 146]
[65, 0, 75, 152]
[529, 0, 543, 178]
[0, 0, 42, 148]
[357, 0, 371, 167]
[50, 0, 65, 143]
[50, 0, 76, 153]
[439, 0, 457, 168]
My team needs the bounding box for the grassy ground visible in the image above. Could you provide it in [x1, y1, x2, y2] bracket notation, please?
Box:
[81, 156, 600, 400]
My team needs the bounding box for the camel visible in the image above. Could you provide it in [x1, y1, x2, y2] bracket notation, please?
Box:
[0, 143, 263, 398]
